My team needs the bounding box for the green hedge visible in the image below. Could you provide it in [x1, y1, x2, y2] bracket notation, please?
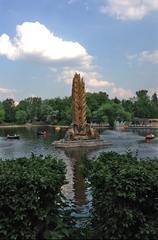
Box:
[0, 155, 66, 240]
[88, 152, 158, 240]
[1, 152, 158, 240]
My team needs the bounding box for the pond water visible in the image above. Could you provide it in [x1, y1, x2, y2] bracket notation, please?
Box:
[0, 126, 158, 222]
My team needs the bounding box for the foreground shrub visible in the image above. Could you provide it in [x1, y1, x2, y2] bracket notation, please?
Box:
[88, 152, 158, 240]
[0, 154, 66, 240]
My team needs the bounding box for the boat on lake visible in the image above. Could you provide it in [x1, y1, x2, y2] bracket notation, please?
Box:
[55, 126, 61, 133]
[145, 134, 155, 140]
[37, 131, 47, 136]
[7, 134, 20, 140]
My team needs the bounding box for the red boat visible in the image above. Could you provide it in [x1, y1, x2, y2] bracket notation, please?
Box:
[145, 134, 155, 140]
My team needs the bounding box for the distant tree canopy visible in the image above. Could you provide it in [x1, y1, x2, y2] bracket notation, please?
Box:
[0, 90, 158, 126]
[2, 98, 16, 122]
[96, 102, 132, 127]
[0, 102, 5, 123]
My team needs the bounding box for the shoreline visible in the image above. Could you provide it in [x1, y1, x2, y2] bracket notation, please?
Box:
[0, 124, 158, 129]
[0, 124, 69, 128]
[0, 124, 50, 128]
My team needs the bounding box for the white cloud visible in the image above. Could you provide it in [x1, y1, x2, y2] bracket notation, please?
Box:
[128, 50, 158, 64]
[0, 87, 16, 100]
[112, 87, 133, 98]
[0, 87, 16, 94]
[139, 50, 158, 63]
[148, 88, 158, 95]
[88, 78, 114, 87]
[101, 0, 158, 20]
[0, 21, 113, 94]
[58, 67, 114, 90]
[0, 21, 91, 65]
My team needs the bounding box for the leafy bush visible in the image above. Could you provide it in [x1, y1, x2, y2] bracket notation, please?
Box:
[88, 152, 158, 240]
[0, 154, 66, 240]
[2, 152, 158, 240]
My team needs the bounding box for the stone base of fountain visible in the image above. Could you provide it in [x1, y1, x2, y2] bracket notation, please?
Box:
[52, 139, 112, 149]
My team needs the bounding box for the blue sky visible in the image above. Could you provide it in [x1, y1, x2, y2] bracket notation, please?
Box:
[0, 0, 158, 100]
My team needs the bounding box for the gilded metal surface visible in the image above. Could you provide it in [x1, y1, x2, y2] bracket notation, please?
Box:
[72, 73, 86, 128]
[65, 73, 99, 140]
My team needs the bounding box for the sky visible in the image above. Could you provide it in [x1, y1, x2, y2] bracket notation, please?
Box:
[0, 0, 158, 101]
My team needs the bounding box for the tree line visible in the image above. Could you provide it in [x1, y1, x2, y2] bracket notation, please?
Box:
[0, 90, 158, 127]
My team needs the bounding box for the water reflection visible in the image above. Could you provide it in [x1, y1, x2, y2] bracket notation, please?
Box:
[64, 148, 92, 225]
[64, 148, 89, 206]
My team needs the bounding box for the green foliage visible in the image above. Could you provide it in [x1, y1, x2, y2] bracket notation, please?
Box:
[0, 155, 66, 240]
[151, 93, 158, 118]
[97, 102, 132, 127]
[17, 97, 42, 122]
[1, 90, 158, 125]
[131, 90, 158, 118]
[86, 92, 109, 122]
[0, 102, 5, 123]
[15, 109, 28, 124]
[88, 152, 158, 240]
[40, 100, 58, 123]
[2, 98, 16, 122]
[122, 99, 134, 114]
[1, 151, 158, 240]
[134, 90, 152, 118]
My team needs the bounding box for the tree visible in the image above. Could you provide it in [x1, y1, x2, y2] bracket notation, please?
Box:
[97, 102, 131, 127]
[86, 92, 109, 122]
[17, 97, 42, 122]
[151, 93, 158, 118]
[122, 99, 134, 114]
[2, 99, 16, 122]
[0, 102, 5, 123]
[136, 89, 148, 98]
[134, 90, 152, 118]
[151, 93, 158, 104]
[113, 97, 121, 104]
[15, 110, 28, 124]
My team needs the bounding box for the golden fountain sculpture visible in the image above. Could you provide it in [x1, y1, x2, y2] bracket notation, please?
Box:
[53, 73, 111, 148]
[65, 73, 99, 140]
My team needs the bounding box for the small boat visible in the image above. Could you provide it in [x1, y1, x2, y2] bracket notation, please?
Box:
[37, 131, 47, 136]
[55, 127, 61, 133]
[145, 134, 155, 140]
[7, 134, 20, 140]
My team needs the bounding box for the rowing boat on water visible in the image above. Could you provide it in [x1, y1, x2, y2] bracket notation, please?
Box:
[7, 134, 20, 140]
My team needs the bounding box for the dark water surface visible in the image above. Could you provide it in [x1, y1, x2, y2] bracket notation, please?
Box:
[91, 128, 158, 159]
[0, 127, 157, 160]
[0, 127, 158, 222]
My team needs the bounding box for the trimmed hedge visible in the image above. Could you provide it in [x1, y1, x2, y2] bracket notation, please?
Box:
[88, 152, 158, 240]
[0, 155, 66, 240]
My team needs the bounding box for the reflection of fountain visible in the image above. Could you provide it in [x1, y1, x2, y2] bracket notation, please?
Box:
[64, 148, 89, 207]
